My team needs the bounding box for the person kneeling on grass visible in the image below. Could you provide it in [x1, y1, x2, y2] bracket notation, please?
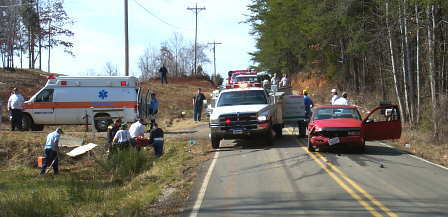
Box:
[149, 123, 164, 157]
[112, 124, 131, 151]
[40, 128, 63, 175]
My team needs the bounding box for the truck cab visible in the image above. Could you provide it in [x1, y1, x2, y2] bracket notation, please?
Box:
[209, 87, 284, 148]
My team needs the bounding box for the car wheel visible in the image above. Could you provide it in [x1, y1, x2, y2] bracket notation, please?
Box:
[264, 127, 274, 145]
[307, 137, 316, 152]
[94, 114, 112, 132]
[358, 142, 366, 153]
[211, 136, 221, 149]
[22, 114, 33, 131]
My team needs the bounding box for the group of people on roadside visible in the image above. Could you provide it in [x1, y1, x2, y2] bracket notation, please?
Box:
[330, 88, 350, 105]
[263, 73, 290, 89]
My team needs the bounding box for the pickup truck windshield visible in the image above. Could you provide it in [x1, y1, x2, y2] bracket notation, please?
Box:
[217, 90, 268, 106]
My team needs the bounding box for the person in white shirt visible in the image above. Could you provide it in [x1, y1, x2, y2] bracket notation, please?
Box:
[280, 73, 289, 87]
[112, 124, 131, 151]
[129, 119, 145, 138]
[270, 73, 279, 86]
[334, 92, 349, 105]
[7, 88, 25, 131]
[330, 89, 340, 105]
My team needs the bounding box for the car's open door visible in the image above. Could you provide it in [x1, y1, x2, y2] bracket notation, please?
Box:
[362, 105, 401, 141]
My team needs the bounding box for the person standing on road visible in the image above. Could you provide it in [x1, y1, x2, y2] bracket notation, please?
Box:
[303, 90, 314, 117]
[280, 73, 289, 88]
[149, 123, 164, 157]
[334, 92, 349, 105]
[270, 73, 279, 86]
[159, 64, 168, 84]
[40, 128, 63, 175]
[330, 89, 340, 105]
[193, 88, 206, 122]
[7, 87, 25, 131]
[148, 93, 159, 130]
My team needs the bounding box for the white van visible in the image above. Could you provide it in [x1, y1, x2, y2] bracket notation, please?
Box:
[22, 76, 151, 131]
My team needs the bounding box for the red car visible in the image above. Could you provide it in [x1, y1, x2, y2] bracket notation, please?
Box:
[307, 105, 401, 152]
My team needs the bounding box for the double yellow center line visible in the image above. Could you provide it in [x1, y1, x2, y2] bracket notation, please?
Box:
[302, 147, 398, 217]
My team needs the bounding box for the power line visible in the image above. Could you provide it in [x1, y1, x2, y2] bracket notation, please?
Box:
[133, 0, 189, 30]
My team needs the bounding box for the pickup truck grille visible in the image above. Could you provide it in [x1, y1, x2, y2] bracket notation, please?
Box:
[219, 113, 258, 130]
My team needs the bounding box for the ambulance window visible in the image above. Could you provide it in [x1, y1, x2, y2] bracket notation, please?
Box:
[36, 89, 54, 102]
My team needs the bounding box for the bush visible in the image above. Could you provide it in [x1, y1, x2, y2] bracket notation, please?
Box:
[96, 148, 152, 183]
[0, 190, 65, 217]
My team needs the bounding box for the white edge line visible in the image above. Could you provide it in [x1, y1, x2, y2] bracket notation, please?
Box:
[189, 151, 220, 217]
[379, 142, 448, 171]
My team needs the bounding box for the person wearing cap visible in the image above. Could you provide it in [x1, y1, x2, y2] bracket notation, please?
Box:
[330, 89, 340, 105]
[149, 123, 164, 157]
[112, 124, 132, 151]
[334, 92, 349, 105]
[280, 73, 289, 88]
[40, 128, 63, 175]
[303, 89, 314, 117]
[148, 93, 159, 130]
[7, 87, 25, 131]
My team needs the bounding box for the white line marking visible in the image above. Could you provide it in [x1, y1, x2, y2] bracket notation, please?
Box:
[189, 151, 220, 217]
[379, 142, 448, 171]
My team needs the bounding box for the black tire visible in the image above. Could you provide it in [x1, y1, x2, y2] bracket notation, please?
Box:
[22, 114, 33, 131]
[94, 114, 112, 132]
[298, 121, 307, 137]
[211, 136, 221, 149]
[273, 124, 283, 138]
[307, 137, 316, 152]
[358, 143, 366, 154]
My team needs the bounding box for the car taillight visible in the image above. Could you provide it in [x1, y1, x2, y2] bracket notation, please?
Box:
[60, 81, 67, 86]
[225, 119, 231, 125]
[121, 81, 127, 86]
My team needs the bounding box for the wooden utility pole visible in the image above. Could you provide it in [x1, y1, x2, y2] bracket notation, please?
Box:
[187, 3, 205, 75]
[124, 0, 129, 76]
[208, 41, 222, 79]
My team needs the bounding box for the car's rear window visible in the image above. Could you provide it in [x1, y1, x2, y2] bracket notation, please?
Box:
[314, 108, 361, 120]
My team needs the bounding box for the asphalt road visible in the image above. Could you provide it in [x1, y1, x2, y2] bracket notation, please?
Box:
[186, 131, 448, 217]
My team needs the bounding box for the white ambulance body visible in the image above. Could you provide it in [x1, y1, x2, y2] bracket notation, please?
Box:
[23, 76, 145, 131]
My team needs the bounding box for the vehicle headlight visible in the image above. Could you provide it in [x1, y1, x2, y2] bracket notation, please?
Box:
[257, 115, 267, 122]
[348, 131, 360, 136]
[210, 114, 220, 123]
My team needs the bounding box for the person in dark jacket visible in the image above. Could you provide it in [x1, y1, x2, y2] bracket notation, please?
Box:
[149, 123, 164, 157]
[148, 93, 159, 130]
[159, 64, 168, 84]
[107, 119, 122, 145]
[192, 88, 206, 121]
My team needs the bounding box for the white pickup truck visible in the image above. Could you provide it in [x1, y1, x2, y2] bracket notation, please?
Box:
[208, 87, 309, 148]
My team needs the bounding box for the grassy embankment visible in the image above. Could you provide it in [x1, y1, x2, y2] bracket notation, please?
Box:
[292, 73, 448, 167]
[0, 68, 215, 216]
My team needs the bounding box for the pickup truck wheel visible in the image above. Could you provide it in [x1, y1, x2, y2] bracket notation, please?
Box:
[264, 128, 274, 145]
[307, 137, 316, 152]
[22, 114, 33, 131]
[211, 136, 221, 149]
[299, 125, 307, 138]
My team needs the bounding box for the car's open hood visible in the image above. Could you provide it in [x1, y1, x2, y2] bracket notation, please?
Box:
[313, 118, 362, 129]
[213, 104, 269, 114]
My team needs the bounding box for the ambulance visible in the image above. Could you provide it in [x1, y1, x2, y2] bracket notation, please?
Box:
[22, 76, 151, 131]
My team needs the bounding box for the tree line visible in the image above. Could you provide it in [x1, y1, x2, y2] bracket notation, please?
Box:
[138, 32, 211, 80]
[0, 0, 73, 72]
[247, 0, 448, 139]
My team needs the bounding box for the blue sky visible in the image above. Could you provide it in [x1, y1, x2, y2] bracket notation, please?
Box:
[45, 0, 256, 78]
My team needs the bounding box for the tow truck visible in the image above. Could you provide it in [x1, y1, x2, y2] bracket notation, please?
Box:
[208, 84, 309, 148]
